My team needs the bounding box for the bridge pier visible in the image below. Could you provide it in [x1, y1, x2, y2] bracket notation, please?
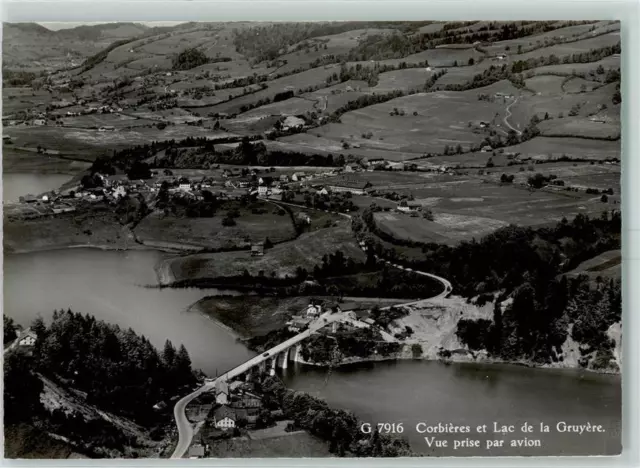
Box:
[293, 344, 303, 363]
[280, 349, 289, 369]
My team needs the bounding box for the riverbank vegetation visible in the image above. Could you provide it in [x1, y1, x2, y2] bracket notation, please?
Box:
[167, 248, 442, 299]
[301, 327, 403, 364]
[258, 376, 413, 457]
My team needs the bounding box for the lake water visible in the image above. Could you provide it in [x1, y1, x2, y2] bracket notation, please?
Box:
[2, 173, 72, 204]
[3, 248, 621, 456]
[279, 360, 621, 456]
[3, 249, 256, 375]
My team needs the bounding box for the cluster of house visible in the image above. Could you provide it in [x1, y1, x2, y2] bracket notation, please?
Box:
[285, 302, 376, 333]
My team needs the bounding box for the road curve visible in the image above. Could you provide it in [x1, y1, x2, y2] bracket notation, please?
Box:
[503, 96, 522, 136]
[170, 199, 452, 458]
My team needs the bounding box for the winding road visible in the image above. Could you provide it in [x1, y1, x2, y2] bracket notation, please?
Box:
[503, 96, 522, 136]
[170, 198, 452, 458]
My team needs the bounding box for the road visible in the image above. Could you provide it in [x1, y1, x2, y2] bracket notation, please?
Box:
[171, 310, 354, 458]
[503, 96, 522, 136]
[171, 200, 452, 458]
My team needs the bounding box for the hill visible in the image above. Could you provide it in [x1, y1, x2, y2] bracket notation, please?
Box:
[2, 22, 150, 72]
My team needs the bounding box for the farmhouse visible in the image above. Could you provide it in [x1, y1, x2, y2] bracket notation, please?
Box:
[188, 444, 205, 458]
[366, 158, 386, 168]
[279, 174, 290, 183]
[287, 315, 312, 332]
[251, 242, 265, 256]
[17, 329, 37, 348]
[213, 406, 236, 430]
[306, 303, 322, 317]
[387, 162, 406, 171]
[281, 115, 306, 131]
[329, 185, 365, 195]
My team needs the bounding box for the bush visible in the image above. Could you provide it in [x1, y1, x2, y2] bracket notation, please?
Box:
[222, 216, 236, 226]
[172, 48, 209, 70]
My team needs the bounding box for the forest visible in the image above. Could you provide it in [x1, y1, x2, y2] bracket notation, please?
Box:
[356, 208, 621, 369]
[29, 310, 196, 424]
[456, 274, 621, 370]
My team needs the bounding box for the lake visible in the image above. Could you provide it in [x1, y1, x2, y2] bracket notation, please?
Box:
[280, 360, 621, 456]
[3, 248, 621, 457]
[3, 249, 256, 375]
[2, 173, 72, 204]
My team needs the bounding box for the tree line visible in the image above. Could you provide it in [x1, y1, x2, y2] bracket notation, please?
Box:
[28, 310, 196, 424]
[258, 375, 413, 456]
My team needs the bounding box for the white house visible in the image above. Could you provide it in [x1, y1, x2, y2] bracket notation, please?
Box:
[179, 183, 191, 191]
[306, 303, 322, 317]
[113, 186, 127, 200]
[214, 406, 236, 430]
[258, 185, 269, 196]
[216, 417, 235, 430]
[18, 330, 37, 348]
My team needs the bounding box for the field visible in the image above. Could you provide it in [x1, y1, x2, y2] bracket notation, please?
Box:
[3, 208, 132, 254]
[375, 210, 508, 245]
[2, 147, 91, 174]
[165, 217, 364, 282]
[565, 249, 621, 280]
[134, 202, 297, 250]
[193, 296, 313, 338]
[206, 429, 331, 458]
[375, 176, 612, 228]
[305, 80, 523, 156]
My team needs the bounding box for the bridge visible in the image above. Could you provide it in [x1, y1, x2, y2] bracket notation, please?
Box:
[171, 309, 368, 458]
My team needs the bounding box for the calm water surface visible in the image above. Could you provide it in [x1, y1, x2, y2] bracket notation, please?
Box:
[2, 173, 72, 203]
[280, 360, 621, 456]
[3, 248, 621, 456]
[3, 249, 255, 375]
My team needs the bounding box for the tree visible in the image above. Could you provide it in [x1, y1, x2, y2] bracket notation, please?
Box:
[527, 173, 549, 189]
[174, 344, 193, 381]
[172, 48, 209, 70]
[601, 194, 609, 203]
[163, 340, 177, 368]
[4, 352, 44, 424]
[222, 215, 236, 226]
[4, 315, 18, 344]
[127, 161, 151, 180]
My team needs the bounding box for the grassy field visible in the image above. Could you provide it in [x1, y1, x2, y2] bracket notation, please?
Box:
[207, 430, 331, 458]
[497, 136, 620, 161]
[3, 125, 226, 156]
[307, 80, 522, 155]
[565, 249, 621, 280]
[375, 210, 508, 245]
[538, 118, 620, 139]
[166, 218, 364, 281]
[134, 203, 297, 250]
[2, 146, 91, 174]
[3, 207, 132, 254]
[377, 176, 611, 228]
[193, 296, 312, 338]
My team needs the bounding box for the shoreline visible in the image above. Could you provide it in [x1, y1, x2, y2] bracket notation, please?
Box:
[296, 348, 622, 376]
